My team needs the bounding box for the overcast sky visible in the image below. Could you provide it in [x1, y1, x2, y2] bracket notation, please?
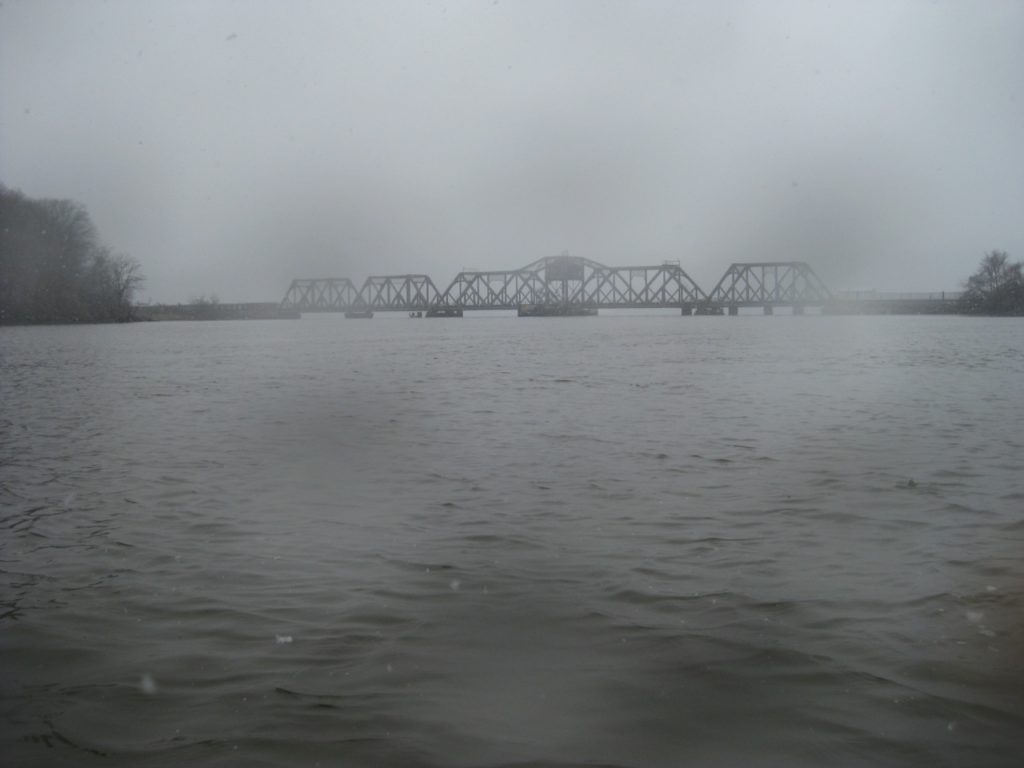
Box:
[2, 0, 1022, 302]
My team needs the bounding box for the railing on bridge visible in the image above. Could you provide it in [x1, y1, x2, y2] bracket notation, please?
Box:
[825, 289, 963, 315]
[832, 290, 962, 301]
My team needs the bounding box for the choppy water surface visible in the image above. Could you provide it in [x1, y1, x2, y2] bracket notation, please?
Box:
[2, 315, 1023, 767]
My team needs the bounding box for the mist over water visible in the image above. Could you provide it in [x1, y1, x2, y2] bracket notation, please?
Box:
[2, 315, 1022, 767]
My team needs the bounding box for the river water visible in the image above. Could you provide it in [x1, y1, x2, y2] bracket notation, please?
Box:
[1, 314, 1022, 767]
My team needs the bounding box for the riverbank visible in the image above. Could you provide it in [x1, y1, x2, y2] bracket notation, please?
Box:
[135, 302, 299, 321]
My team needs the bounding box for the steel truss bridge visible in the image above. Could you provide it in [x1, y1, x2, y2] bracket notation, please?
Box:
[281, 256, 841, 317]
[707, 262, 833, 315]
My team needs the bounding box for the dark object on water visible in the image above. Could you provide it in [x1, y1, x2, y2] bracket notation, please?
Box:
[907, 478, 917, 488]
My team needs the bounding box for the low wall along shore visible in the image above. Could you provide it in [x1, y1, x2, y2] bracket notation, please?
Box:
[135, 302, 299, 321]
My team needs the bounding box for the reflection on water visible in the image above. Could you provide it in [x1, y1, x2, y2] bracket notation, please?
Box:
[2, 315, 1023, 766]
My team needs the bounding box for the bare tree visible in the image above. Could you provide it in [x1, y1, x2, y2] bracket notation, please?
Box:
[0, 186, 145, 323]
[961, 251, 1024, 315]
[109, 252, 145, 320]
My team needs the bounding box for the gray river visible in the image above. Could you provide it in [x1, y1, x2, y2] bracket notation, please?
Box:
[1, 314, 1022, 767]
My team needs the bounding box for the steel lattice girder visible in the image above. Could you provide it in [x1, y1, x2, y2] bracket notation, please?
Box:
[707, 262, 832, 305]
[583, 265, 708, 306]
[359, 275, 442, 310]
[280, 278, 361, 311]
[437, 267, 562, 309]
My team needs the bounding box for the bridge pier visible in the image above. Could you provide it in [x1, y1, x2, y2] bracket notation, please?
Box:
[763, 305, 774, 315]
[728, 305, 739, 316]
[793, 305, 804, 315]
[681, 306, 692, 316]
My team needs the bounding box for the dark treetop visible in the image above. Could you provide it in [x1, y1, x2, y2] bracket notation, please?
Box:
[0, 185, 143, 324]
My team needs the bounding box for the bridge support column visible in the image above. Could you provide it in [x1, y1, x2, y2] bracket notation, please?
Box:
[681, 306, 692, 316]
[728, 305, 739, 316]
[793, 305, 804, 315]
[763, 305, 774, 315]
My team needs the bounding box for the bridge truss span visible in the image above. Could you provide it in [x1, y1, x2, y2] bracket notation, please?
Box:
[707, 262, 832, 313]
[436, 268, 551, 311]
[280, 278, 362, 312]
[434, 256, 708, 314]
[583, 264, 707, 309]
[359, 274, 442, 313]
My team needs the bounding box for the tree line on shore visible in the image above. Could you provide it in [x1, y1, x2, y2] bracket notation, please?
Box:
[0, 185, 144, 324]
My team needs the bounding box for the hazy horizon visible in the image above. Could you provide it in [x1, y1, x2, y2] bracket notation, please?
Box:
[2, 0, 1022, 303]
